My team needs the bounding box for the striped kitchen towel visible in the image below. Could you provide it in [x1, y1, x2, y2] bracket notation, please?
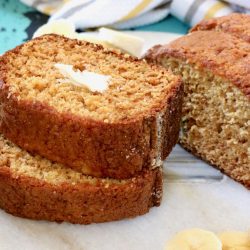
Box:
[20, 0, 249, 29]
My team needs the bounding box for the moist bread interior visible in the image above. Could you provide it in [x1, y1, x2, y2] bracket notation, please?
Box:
[3, 35, 177, 122]
[163, 58, 250, 183]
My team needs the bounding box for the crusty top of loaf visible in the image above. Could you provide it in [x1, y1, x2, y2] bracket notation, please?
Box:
[0, 34, 180, 123]
[145, 30, 250, 99]
[190, 13, 250, 43]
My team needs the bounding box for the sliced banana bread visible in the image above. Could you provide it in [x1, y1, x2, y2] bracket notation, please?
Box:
[190, 13, 250, 43]
[145, 30, 250, 188]
[0, 34, 183, 179]
[0, 134, 162, 224]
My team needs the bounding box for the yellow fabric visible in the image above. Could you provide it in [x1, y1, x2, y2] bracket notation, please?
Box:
[21, 0, 246, 30]
[119, 0, 153, 22]
[204, 2, 227, 20]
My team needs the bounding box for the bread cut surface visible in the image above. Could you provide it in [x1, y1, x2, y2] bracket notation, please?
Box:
[0, 34, 183, 179]
[190, 13, 250, 43]
[1, 34, 179, 122]
[0, 134, 162, 224]
[147, 31, 250, 98]
[145, 30, 250, 188]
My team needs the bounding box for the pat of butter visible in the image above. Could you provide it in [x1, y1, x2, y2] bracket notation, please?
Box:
[99, 28, 144, 58]
[32, 19, 144, 58]
[33, 19, 76, 39]
[55, 63, 110, 92]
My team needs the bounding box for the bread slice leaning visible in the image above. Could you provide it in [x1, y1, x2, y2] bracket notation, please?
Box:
[0, 34, 183, 179]
[0, 134, 162, 224]
[145, 30, 250, 188]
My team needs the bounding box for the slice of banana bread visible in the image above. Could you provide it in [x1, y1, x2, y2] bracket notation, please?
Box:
[0, 134, 162, 224]
[0, 34, 183, 179]
[145, 30, 250, 188]
[190, 13, 250, 43]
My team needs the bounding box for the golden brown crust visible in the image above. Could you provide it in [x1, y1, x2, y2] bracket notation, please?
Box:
[179, 141, 250, 189]
[0, 34, 183, 179]
[190, 13, 250, 43]
[0, 165, 162, 224]
[145, 30, 250, 99]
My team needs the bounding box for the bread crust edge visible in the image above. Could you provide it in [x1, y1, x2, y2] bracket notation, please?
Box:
[0, 166, 162, 224]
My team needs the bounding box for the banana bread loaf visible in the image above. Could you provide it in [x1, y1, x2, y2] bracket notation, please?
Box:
[145, 30, 250, 188]
[0, 34, 183, 179]
[0, 134, 162, 224]
[190, 13, 250, 43]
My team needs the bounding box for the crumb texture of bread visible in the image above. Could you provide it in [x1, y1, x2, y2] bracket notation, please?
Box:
[190, 13, 250, 43]
[0, 34, 183, 179]
[1, 34, 179, 122]
[164, 59, 250, 188]
[0, 134, 162, 224]
[145, 29, 250, 188]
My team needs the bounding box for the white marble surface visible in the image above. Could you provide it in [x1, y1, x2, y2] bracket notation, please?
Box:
[0, 32, 249, 250]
